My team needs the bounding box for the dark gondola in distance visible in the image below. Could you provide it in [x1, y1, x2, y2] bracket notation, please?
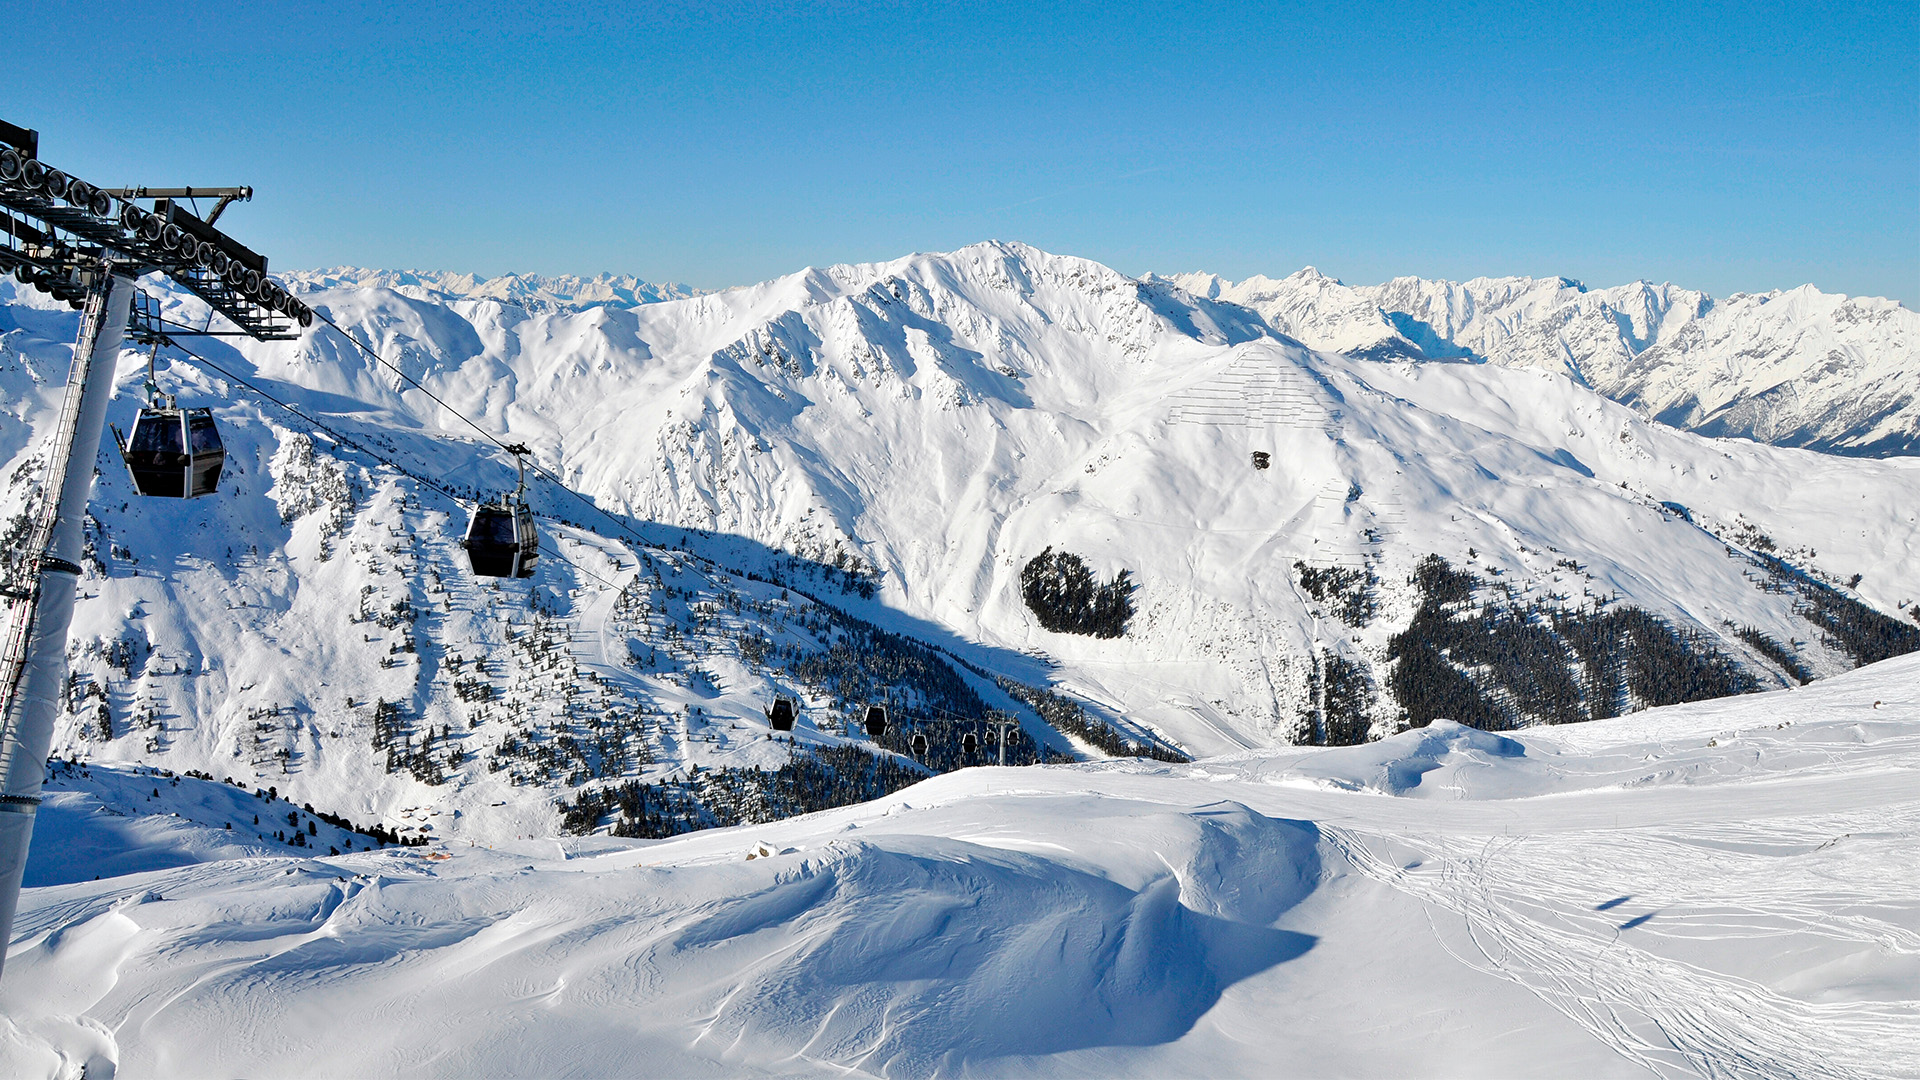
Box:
[767, 697, 797, 731]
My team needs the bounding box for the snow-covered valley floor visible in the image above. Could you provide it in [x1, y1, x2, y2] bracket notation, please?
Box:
[5, 654, 1918, 1079]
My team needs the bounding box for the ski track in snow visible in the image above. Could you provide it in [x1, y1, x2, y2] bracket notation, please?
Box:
[1329, 814, 1920, 1080]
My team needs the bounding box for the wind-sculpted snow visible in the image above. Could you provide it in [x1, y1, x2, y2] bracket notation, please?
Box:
[3, 655, 1916, 1077]
[651, 817, 1316, 1072]
[1170, 267, 1920, 456]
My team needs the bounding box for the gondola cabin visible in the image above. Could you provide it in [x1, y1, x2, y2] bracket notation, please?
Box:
[767, 697, 797, 732]
[910, 732, 929, 756]
[863, 705, 888, 738]
[463, 501, 539, 578]
[115, 407, 224, 498]
[962, 731, 979, 755]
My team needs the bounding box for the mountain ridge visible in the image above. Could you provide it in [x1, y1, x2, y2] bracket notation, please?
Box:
[1161, 267, 1917, 456]
[262, 254, 1919, 458]
[274, 267, 704, 313]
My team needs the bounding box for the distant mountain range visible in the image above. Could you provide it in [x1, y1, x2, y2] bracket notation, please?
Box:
[1161, 268, 1918, 457]
[278, 261, 1919, 458]
[276, 267, 702, 313]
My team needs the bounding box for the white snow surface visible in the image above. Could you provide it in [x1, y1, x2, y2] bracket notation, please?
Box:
[1166, 267, 1920, 455]
[4, 653, 1917, 1078]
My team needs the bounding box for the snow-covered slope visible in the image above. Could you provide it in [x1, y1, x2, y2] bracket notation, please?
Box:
[5, 652, 1917, 1078]
[2, 241, 1917, 849]
[1168, 268, 1920, 456]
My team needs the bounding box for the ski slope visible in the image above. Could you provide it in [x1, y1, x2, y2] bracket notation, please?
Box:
[4, 653, 1916, 1079]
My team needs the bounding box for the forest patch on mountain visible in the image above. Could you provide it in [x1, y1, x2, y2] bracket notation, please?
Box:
[1020, 548, 1135, 638]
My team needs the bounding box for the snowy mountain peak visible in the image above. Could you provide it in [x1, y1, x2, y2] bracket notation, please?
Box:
[2, 238, 1916, 1077]
[1156, 268, 1419, 360]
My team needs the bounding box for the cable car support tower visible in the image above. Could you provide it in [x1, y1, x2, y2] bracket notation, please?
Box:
[0, 119, 308, 979]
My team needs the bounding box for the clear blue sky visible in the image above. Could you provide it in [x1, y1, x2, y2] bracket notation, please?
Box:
[12, 1, 1918, 303]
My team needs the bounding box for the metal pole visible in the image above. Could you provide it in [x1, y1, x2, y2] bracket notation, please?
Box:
[0, 268, 136, 981]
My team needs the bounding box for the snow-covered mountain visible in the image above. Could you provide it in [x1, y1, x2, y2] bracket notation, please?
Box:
[1, 241, 1917, 849]
[7, 651, 1917, 1077]
[1166, 268, 1920, 456]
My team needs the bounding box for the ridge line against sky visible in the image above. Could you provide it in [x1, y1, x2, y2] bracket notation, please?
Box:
[277, 256, 1914, 309]
[9, 1, 1917, 305]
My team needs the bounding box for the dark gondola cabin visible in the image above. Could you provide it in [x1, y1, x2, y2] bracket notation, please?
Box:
[466, 442, 540, 579]
[910, 732, 928, 756]
[863, 705, 888, 738]
[463, 501, 538, 578]
[767, 697, 797, 732]
[962, 731, 979, 755]
[116, 406, 225, 498]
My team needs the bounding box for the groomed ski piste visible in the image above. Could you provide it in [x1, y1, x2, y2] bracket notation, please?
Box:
[3, 651, 1915, 1079]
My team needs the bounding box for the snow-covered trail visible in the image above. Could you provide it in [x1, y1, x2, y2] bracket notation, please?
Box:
[3, 656, 1918, 1078]
[564, 540, 639, 685]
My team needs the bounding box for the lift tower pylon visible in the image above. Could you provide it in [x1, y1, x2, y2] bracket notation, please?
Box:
[0, 272, 136, 964]
[0, 120, 298, 981]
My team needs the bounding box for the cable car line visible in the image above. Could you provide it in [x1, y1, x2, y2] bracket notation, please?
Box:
[305, 307, 659, 557]
[155, 340, 1030, 762]
[308, 309, 517, 454]
[156, 333, 627, 594]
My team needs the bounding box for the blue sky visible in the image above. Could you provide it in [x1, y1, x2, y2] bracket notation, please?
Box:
[12, 1, 1918, 302]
